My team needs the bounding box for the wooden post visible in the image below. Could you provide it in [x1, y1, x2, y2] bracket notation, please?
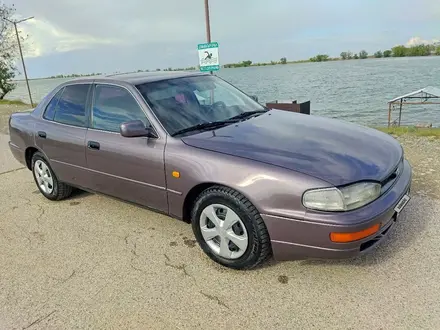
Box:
[388, 103, 392, 127]
[398, 99, 403, 127]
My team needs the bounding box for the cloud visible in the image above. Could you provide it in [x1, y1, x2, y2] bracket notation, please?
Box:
[19, 19, 120, 58]
[6, 0, 440, 77]
[406, 36, 440, 47]
[12, 0, 206, 46]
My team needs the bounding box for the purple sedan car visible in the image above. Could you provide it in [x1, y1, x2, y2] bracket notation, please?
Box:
[8, 71, 412, 269]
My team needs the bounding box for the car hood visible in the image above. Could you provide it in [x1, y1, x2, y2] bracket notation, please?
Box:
[181, 110, 403, 186]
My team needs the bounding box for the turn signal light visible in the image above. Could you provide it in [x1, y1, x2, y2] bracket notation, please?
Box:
[330, 223, 380, 243]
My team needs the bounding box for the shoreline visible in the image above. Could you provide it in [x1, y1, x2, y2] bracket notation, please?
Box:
[224, 54, 440, 68]
[11, 54, 440, 82]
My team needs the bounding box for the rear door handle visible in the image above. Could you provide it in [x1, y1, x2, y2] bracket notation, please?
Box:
[87, 141, 100, 150]
[37, 131, 46, 138]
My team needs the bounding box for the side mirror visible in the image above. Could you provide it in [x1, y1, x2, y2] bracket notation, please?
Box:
[250, 95, 259, 102]
[120, 120, 158, 138]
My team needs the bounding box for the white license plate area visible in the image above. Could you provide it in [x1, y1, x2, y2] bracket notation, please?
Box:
[394, 194, 410, 214]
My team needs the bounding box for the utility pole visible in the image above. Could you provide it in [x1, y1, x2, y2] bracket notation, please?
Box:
[4, 16, 34, 107]
[204, 0, 211, 43]
[204, 0, 213, 75]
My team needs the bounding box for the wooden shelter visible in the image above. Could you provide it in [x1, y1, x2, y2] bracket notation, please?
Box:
[265, 100, 311, 115]
[388, 86, 440, 127]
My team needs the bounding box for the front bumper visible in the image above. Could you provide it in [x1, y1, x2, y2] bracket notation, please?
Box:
[262, 159, 412, 261]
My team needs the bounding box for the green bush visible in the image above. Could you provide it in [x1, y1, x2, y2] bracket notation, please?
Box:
[310, 54, 329, 62]
[359, 50, 368, 59]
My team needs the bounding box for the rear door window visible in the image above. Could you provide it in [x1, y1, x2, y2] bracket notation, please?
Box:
[91, 85, 149, 132]
[53, 84, 90, 127]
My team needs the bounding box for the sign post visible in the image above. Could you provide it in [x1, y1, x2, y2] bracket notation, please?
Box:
[204, 0, 212, 43]
[198, 42, 220, 72]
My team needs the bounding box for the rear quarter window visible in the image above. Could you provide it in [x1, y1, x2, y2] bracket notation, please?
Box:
[43, 88, 64, 121]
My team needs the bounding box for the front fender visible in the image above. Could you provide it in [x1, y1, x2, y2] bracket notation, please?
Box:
[164, 139, 331, 220]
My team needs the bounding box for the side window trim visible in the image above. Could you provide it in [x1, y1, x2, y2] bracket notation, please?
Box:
[84, 83, 93, 128]
[90, 82, 159, 137]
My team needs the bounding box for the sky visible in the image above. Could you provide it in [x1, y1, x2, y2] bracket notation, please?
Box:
[5, 0, 440, 78]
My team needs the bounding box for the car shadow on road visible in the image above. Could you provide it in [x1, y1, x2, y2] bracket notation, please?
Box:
[291, 196, 430, 267]
[68, 188, 92, 201]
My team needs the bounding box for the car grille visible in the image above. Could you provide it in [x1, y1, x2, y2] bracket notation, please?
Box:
[360, 213, 396, 251]
[380, 158, 404, 194]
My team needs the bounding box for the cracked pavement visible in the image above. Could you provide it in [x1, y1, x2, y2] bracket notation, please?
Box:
[1, 133, 440, 329]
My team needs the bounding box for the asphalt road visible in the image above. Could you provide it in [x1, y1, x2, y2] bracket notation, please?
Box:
[1, 133, 439, 329]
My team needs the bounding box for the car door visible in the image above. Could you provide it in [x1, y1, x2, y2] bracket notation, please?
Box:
[34, 83, 92, 189]
[85, 83, 167, 212]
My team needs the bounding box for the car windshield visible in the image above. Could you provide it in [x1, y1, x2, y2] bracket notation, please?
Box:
[136, 75, 266, 136]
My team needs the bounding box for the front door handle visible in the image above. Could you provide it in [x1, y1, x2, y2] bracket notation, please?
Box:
[37, 131, 46, 138]
[87, 141, 100, 150]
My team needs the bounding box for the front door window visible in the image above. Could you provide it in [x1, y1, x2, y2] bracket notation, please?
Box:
[92, 85, 149, 132]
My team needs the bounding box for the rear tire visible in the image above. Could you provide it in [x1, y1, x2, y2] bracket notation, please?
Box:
[31, 152, 72, 201]
[191, 185, 272, 269]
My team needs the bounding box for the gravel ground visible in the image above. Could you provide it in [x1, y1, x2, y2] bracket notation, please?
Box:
[1, 166, 439, 329]
[0, 103, 32, 135]
[1, 105, 440, 329]
[397, 135, 440, 199]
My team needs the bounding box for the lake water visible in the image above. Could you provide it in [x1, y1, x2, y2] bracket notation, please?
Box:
[8, 56, 440, 126]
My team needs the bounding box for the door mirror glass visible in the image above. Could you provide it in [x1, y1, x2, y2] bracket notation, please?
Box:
[120, 120, 158, 138]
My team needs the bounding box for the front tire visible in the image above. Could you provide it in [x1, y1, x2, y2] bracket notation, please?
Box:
[31, 152, 72, 201]
[191, 186, 272, 269]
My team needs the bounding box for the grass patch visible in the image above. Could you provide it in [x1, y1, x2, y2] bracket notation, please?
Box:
[373, 126, 440, 138]
[0, 99, 30, 105]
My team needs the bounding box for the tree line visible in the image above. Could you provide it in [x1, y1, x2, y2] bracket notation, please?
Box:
[224, 57, 288, 68]
[310, 44, 440, 62]
[386, 44, 440, 57]
[48, 73, 102, 79]
[226, 43, 440, 66]
[47, 66, 198, 79]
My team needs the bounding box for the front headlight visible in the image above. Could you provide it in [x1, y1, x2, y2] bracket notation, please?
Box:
[302, 182, 381, 211]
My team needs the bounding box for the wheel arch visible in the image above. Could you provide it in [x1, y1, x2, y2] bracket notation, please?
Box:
[181, 181, 262, 224]
[25, 146, 40, 170]
[25, 146, 52, 171]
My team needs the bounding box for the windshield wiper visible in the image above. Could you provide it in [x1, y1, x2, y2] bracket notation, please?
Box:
[172, 110, 268, 137]
[171, 120, 234, 136]
[227, 109, 268, 121]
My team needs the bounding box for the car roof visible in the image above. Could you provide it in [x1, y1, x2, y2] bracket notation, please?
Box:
[65, 71, 210, 86]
